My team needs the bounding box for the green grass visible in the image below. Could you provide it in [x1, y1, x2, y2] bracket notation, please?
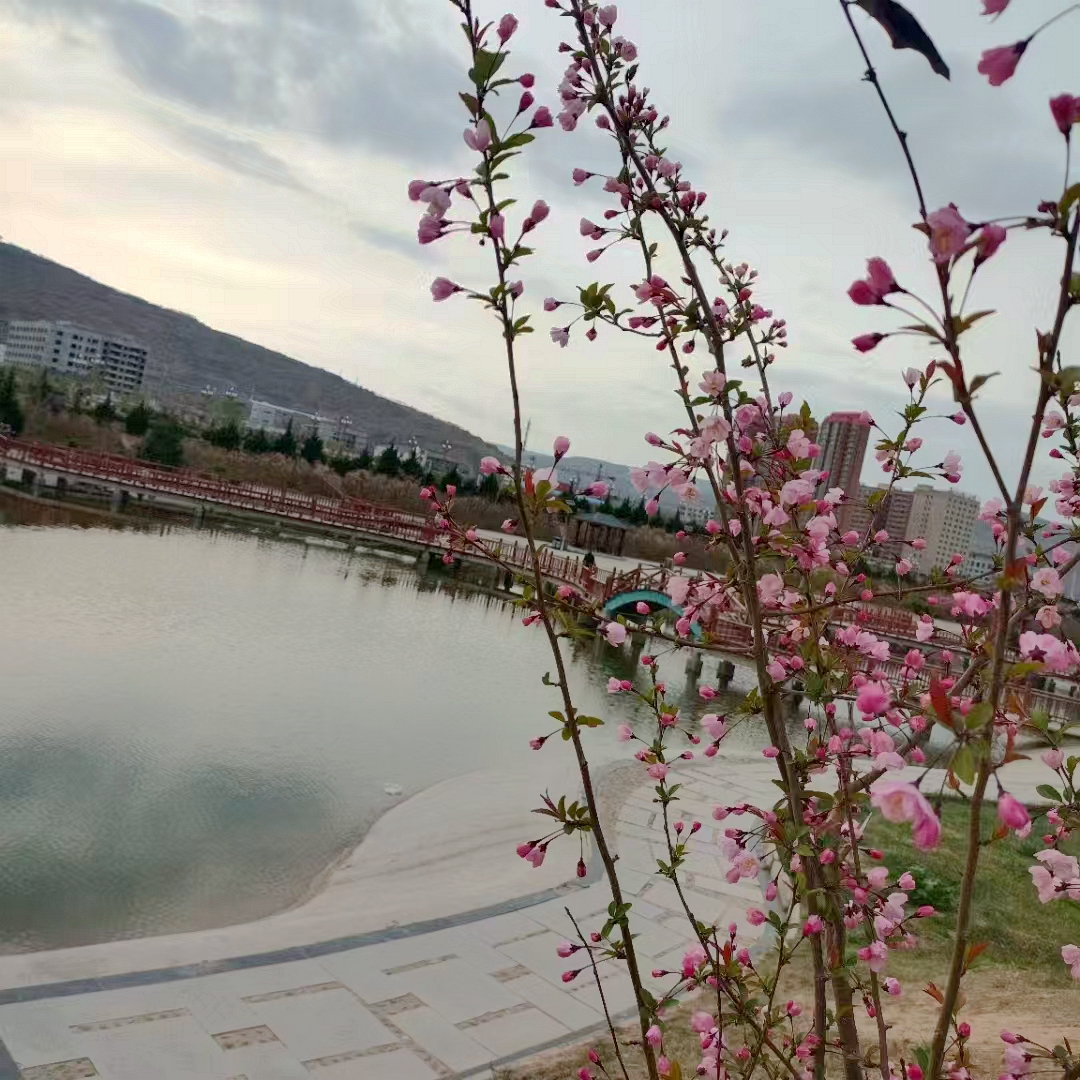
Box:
[869, 799, 1080, 981]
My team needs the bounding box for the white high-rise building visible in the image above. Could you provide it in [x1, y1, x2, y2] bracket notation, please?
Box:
[2, 319, 147, 393]
[907, 485, 980, 576]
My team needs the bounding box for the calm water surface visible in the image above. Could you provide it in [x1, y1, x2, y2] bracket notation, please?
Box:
[0, 502, 760, 951]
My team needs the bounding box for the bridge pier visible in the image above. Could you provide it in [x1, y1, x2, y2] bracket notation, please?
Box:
[684, 650, 703, 679]
[109, 488, 129, 513]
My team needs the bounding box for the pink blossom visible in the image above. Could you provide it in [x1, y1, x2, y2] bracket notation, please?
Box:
[1050, 94, 1080, 136]
[430, 277, 461, 302]
[853, 333, 885, 353]
[572, 168, 591, 185]
[896, 558, 913, 576]
[528, 199, 550, 224]
[543, 297, 560, 312]
[1063, 944, 1080, 980]
[699, 370, 728, 398]
[690, 1011, 716, 1034]
[497, 13, 518, 42]
[417, 215, 446, 245]
[756, 573, 785, 605]
[1019, 631, 1076, 672]
[488, 213, 505, 241]
[463, 119, 493, 152]
[603, 622, 627, 646]
[997, 792, 1030, 831]
[848, 258, 899, 304]
[553, 435, 570, 457]
[803, 915, 823, 936]
[1042, 748, 1065, 770]
[927, 205, 971, 262]
[942, 450, 963, 482]
[870, 779, 941, 850]
[586, 481, 609, 498]
[975, 223, 1007, 262]
[856, 681, 891, 717]
[1032, 567, 1063, 597]
[978, 42, 1027, 86]
[645, 1025, 662, 1047]
[550, 327, 570, 348]
[479, 456, 505, 475]
[617, 722, 633, 741]
[530, 106, 553, 129]
[647, 762, 668, 781]
[982, 0, 1010, 14]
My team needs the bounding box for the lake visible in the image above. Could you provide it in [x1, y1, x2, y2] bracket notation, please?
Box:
[0, 498, 760, 952]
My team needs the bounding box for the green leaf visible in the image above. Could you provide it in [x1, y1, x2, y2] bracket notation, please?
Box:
[1060, 183, 1080, 217]
[951, 744, 976, 785]
[577, 715, 605, 728]
[964, 701, 993, 731]
[953, 310, 995, 335]
[469, 48, 506, 85]
[1037, 784, 1063, 803]
[499, 132, 535, 151]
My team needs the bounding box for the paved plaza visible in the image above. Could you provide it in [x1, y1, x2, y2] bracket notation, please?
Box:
[0, 753, 1053, 1079]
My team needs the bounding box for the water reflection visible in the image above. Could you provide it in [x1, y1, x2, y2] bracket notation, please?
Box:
[0, 497, 765, 951]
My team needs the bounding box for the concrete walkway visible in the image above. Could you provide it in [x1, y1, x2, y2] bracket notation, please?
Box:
[0, 749, 1057, 1080]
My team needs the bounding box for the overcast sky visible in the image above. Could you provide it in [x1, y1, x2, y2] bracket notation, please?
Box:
[2, 0, 1078, 504]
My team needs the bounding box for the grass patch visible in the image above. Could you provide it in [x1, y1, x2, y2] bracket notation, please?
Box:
[499, 800, 1080, 1078]
[869, 799, 1080, 982]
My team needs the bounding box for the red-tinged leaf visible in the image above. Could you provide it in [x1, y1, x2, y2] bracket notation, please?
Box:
[929, 678, 955, 730]
[963, 942, 990, 973]
[1002, 560, 1026, 585]
[924, 982, 945, 1004]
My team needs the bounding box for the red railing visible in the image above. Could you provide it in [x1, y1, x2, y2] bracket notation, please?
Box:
[1, 437, 439, 545]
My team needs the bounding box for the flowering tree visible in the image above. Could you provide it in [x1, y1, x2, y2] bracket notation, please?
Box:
[414, 1, 1080, 1077]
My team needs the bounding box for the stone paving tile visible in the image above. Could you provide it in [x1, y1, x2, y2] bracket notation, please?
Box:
[456, 911, 549, 949]
[390, 1006, 492, 1073]
[460, 1007, 569, 1058]
[171, 979, 263, 1038]
[502, 973, 603, 1030]
[566, 975, 639, 1019]
[0, 1001, 85, 1070]
[495, 931, 575, 986]
[211, 1044, 309, 1080]
[244, 989, 396, 1062]
[75, 1012, 230, 1080]
[212, 1026, 279, 1051]
[390, 958, 527, 1026]
[310, 1048, 439, 1079]
[202, 961, 340, 1003]
[617, 803, 654, 828]
[20, 1060, 99, 1080]
[630, 920, 692, 960]
[315, 954, 400, 1006]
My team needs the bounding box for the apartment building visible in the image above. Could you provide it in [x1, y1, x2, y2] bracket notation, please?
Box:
[2, 319, 147, 393]
[907, 485, 980, 575]
[817, 412, 871, 530]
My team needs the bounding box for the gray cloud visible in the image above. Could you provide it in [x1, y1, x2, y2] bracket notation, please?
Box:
[12, 0, 466, 166]
[720, 46, 1061, 217]
[158, 115, 310, 192]
[347, 220, 425, 261]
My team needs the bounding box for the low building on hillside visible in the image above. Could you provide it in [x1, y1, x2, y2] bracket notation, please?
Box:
[568, 511, 629, 556]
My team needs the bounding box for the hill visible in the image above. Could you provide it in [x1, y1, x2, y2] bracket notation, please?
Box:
[0, 242, 496, 465]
